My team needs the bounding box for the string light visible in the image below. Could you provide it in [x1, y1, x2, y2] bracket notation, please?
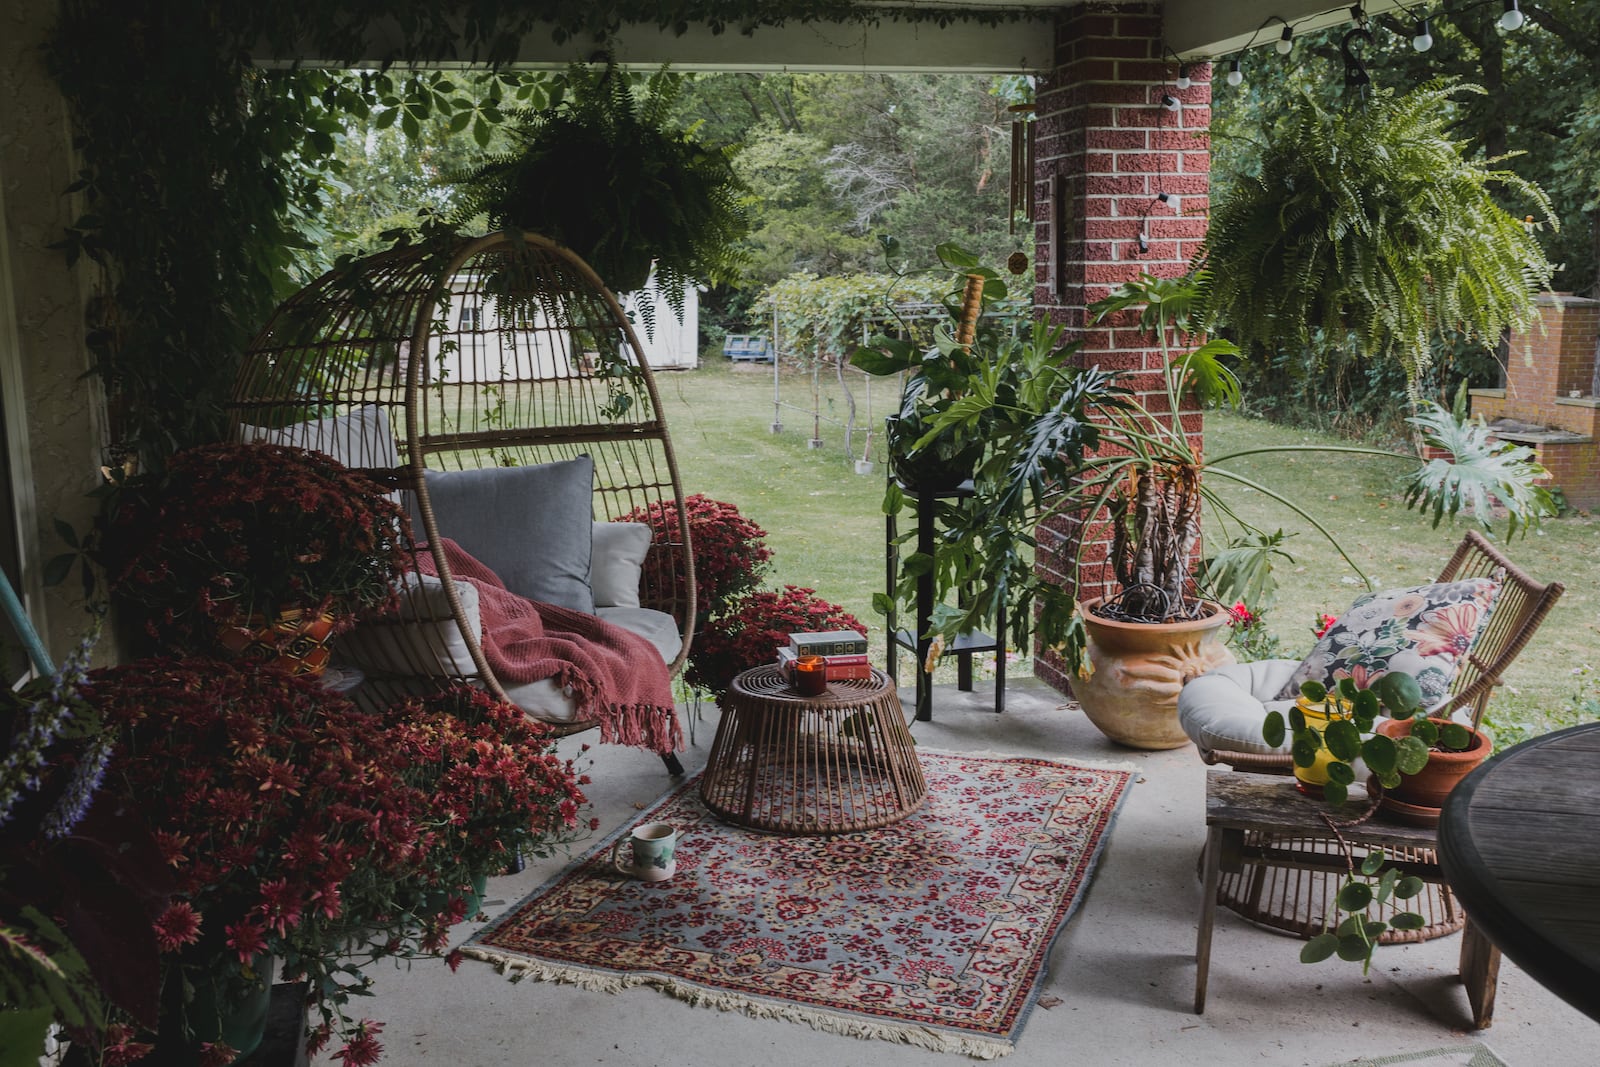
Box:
[1137, 232, 1150, 254]
[1172, 3, 1535, 94]
[1161, 92, 1181, 112]
[1158, 191, 1180, 212]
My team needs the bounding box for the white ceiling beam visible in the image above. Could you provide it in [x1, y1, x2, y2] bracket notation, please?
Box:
[1164, 0, 1407, 59]
[263, 12, 1056, 74]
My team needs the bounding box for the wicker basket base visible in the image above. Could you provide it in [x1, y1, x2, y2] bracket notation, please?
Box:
[701, 665, 926, 835]
[1214, 831, 1465, 943]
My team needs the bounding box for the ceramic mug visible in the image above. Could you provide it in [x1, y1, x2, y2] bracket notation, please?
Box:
[611, 822, 678, 881]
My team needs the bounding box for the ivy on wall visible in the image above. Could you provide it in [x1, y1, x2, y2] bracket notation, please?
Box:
[47, 0, 1029, 466]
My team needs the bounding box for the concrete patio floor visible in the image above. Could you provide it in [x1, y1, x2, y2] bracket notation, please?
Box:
[329, 677, 1595, 1066]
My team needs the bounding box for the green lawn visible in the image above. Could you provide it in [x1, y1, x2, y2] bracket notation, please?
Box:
[658, 356, 1600, 743]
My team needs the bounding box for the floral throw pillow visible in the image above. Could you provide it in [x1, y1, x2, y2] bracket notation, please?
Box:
[1274, 577, 1502, 706]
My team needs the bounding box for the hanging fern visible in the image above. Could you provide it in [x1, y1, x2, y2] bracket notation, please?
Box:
[1199, 80, 1555, 393]
[452, 61, 750, 321]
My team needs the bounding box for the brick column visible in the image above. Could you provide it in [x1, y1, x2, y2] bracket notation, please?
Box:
[1030, 1, 1211, 697]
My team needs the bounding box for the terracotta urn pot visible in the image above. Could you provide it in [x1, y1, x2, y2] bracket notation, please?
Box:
[1376, 716, 1493, 810]
[1074, 597, 1235, 750]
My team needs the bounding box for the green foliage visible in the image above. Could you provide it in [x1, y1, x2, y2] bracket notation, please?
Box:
[1202, 81, 1555, 393]
[759, 271, 957, 367]
[1405, 395, 1557, 537]
[452, 62, 751, 319]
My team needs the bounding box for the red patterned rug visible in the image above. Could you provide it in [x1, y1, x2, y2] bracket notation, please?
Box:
[462, 751, 1134, 1058]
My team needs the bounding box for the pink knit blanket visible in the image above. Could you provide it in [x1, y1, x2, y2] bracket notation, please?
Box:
[414, 539, 681, 754]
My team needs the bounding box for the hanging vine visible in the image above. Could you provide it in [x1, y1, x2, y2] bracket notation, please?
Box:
[47, 0, 1030, 468]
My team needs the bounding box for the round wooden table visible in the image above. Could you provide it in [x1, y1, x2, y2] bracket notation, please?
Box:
[1438, 720, 1600, 1024]
[699, 665, 926, 834]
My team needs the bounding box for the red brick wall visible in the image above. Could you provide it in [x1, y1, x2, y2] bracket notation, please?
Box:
[1472, 294, 1600, 434]
[1031, 2, 1211, 696]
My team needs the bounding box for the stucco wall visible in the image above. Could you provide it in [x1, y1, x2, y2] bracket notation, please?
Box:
[1, 0, 111, 660]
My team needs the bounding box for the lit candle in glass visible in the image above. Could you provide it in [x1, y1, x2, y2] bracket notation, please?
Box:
[794, 655, 827, 696]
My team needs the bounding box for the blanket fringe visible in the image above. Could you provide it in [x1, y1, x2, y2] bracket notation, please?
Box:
[456, 947, 1015, 1060]
[596, 701, 684, 755]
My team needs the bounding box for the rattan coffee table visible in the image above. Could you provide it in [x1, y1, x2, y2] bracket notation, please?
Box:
[699, 665, 926, 834]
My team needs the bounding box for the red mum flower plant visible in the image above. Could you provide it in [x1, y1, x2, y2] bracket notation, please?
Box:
[82, 657, 472, 1063]
[624, 494, 772, 619]
[688, 585, 865, 697]
[384, 684, 590, 919]
[91, 442, 409, 656]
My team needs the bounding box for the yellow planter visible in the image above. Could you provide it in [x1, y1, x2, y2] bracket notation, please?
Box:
[1292, 696, 1352, 796]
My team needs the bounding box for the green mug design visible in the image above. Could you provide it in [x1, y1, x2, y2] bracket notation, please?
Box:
[611, 821, 678, 881]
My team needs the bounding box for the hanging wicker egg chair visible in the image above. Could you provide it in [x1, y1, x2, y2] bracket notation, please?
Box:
[227, 231, 695, 769]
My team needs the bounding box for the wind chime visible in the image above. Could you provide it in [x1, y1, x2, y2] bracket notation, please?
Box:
[1008, 102, 1036, 234]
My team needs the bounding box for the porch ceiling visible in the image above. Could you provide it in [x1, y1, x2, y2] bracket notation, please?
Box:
[266, 0, 1408, 75]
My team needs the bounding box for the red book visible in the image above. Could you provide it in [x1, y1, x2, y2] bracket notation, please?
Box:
[776, 647, 874, 681]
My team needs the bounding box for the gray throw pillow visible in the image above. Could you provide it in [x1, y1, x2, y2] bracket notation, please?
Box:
[421, 457, 595, 614]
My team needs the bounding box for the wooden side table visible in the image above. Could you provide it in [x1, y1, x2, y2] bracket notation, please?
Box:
[1196, 771, 1500, 1026]
[700, 665, 927, 834]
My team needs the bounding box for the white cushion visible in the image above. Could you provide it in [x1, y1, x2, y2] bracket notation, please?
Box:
[1178, 659, 1302, 756]
[595, 606, 683, 664]
[1178, 658, 1476, 760]
[341, 575, 680, 725]
[591, 522, 653, 609]
[339, 573, 479, 676]
[241, 405, 403, 507]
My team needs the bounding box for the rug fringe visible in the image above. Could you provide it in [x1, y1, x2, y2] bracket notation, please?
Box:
[916, 746, 1141, 774]
[456, 947, 1016, 1060]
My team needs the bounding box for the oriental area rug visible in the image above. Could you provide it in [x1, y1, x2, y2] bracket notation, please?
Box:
[462, 751, 1134, 1058]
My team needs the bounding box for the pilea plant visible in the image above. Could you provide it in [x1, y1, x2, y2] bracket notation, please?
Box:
[1264, 671, 1481, 972]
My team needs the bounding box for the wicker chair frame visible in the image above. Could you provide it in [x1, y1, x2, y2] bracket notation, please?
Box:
[227, 232, 696, 769]
[1201, 529, 1564, 943]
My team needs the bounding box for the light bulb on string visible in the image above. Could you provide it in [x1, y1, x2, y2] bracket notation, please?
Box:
[1161, 93, 1180, 112]
[1500, 0, 1524, 31]
[1175, 64, 1192, 91]
[1137, 232, 1150, 254]
[1158, 191, 1180, 212]
[1412, 18, 1433, 51]
[1275, 26, 1294, 55]
[1226, 58, 1243, 87]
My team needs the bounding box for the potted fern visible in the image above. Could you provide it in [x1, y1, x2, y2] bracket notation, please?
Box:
[1200, 79, 1554, 394]
[452, 60, 749, 323]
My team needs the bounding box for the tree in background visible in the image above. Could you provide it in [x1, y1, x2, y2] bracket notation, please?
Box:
[671, 72, 1029, 346]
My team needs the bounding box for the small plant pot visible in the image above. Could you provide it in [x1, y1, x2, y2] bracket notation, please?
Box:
[1291, 697, 1353, 797]
[1375, 716, 1492, 811]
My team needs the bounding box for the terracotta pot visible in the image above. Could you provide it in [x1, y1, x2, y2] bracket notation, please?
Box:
[1376, 716, 1492, 810]
[1074, 597, 1235, 750]
[216, 608, 337, 677]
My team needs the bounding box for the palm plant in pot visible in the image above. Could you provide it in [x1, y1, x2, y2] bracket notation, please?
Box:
[857, 252, 1553, 750]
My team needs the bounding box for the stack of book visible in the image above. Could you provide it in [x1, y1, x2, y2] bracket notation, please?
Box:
[776, 629, 871, 681]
